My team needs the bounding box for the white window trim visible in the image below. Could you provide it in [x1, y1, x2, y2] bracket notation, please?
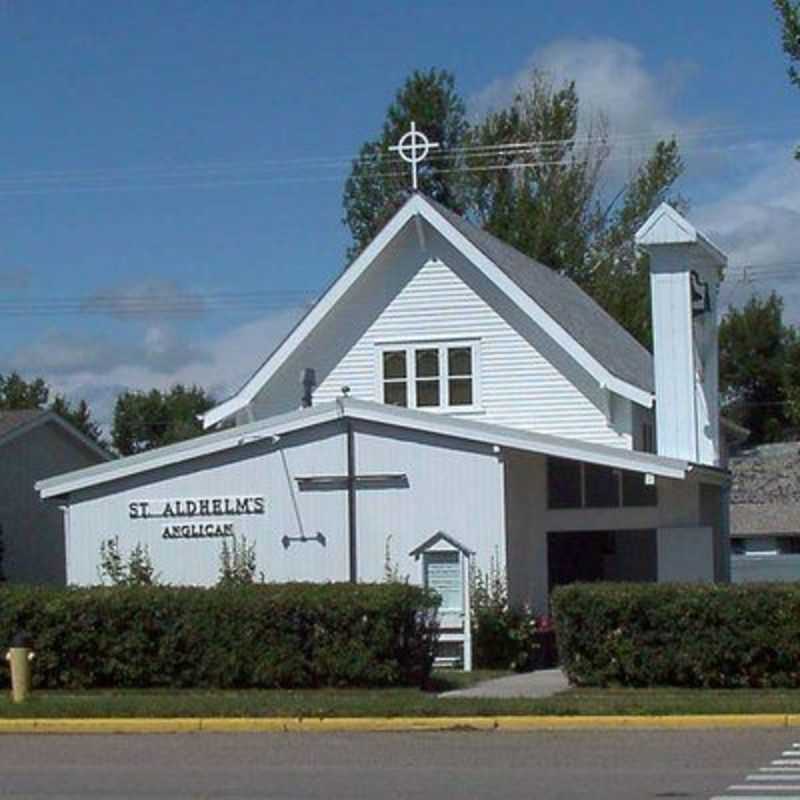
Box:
[374, 340, 482, 413]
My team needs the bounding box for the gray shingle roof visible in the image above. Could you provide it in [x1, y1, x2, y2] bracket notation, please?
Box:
[0, 409, 47, 440]
[731, 503, 800, 536]
[425, 196, 655, 395]
[730, 443, 800, 505]
[730, 443, 800, 535]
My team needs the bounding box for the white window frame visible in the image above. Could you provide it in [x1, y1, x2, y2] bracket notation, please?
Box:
[375, 340, 482, 413]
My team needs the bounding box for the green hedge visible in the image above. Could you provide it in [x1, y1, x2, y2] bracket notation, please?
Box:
[552, 582, 800, 688]
[0, 583, 439, 690]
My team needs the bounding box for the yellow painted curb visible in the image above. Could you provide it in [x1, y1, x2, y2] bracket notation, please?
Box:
[0, 714, 795, 734]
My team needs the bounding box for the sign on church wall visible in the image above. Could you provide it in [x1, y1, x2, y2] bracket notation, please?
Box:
[127, 495, 266, 540]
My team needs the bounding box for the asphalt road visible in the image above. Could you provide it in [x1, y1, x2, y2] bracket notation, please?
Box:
[0, 728, 794, 799]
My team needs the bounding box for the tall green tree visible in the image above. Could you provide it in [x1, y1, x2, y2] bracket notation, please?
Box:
[50, 395, 105, 445]
[0, 372, 105, 446]
[775, 0, 800, 158]
[719, 292, 800, 443]
[0, 373, 49, 409]
[342, 68, 468, 259]
[111, 384, 214, 456]
[463, 72, 609, 282]
[342, 68, 684, 347]
[585, 139, 685, 347]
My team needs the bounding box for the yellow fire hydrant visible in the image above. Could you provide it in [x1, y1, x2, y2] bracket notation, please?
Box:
[5, 633, 34, 703]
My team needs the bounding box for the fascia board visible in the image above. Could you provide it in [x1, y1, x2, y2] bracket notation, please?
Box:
[37, 405, 342, 499]
[416, 202, 654, 408]
[347, 400, 686, 479]
[201, 197, 423, 429]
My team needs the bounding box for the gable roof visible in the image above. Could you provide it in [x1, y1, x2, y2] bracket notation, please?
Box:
[426, 197, 654, 397]
[40, 397, 709, 501]
[202, 193, 655, 428]
[0, 408, 111, 461]
[409, 530, 475, 558]
[0, 409, 48, 439]
[636, 202, 727, 268]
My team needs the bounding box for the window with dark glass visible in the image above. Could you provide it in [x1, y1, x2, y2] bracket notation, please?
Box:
[547, 457, 583, 509]
[415, 349, 440, 407]
[642, 422, 656, 454]
[382, 350, 408, 407]
[447, 347, 473, 406]
[583, 464, 620, 508]
[621, 470, 658, 507]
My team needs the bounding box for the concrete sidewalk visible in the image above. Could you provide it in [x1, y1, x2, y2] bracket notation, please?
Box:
[439, 668, 570, 699]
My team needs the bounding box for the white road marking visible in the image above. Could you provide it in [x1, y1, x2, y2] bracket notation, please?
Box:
[713, 740, 800, 799]
[760, 768, 800, 772]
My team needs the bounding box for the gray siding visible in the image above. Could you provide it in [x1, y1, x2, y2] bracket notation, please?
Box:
[1, 422, 105, 584]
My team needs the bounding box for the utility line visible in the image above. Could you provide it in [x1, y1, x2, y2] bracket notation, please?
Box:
[0, 122, 794, 191]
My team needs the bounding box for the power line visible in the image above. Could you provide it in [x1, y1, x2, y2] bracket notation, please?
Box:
[0, 122, 794, 195]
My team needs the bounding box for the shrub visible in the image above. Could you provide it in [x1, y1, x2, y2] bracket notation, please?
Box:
[0, 583, 439, 690]
[470, 562, 539, 671]
[217, 535, 259, 586]
[98, 537, 158, 586]
[553, 582, 800, 688]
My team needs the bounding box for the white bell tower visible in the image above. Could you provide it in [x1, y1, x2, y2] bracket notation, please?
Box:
[635, 204, 727, 466]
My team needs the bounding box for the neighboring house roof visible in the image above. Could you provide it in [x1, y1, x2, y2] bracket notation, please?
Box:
[38, 397, 710, 500]
[0, 409, 111, 461]
[731, 503, 800, 536]
[0, 409, 48, 440]
[730, 443, 800, 505]
[202, 192, 656, 428]
[729, 443, 800, 536]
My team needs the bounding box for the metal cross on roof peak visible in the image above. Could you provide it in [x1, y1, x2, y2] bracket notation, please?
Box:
[389, 121, 440, 190]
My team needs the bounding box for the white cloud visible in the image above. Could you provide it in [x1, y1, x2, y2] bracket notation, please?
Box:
[471, 38, 800, 322]
[471, 38, 694, 144]
[6, 307, 304, 427]
[695, 142, 800, 322]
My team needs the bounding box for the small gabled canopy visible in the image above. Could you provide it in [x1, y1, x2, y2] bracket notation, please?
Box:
[203, 192, 656, 429]
[409, 530, 474, 560]
[636, 202, 727, 269]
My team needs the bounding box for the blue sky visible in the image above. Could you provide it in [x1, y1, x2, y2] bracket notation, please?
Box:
[1, 1, 798, 425]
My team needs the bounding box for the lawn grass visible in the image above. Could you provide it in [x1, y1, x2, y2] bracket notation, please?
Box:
[2, 670, 800, 718]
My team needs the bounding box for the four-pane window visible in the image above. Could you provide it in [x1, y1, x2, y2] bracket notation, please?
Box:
[380, 343, 476, 410]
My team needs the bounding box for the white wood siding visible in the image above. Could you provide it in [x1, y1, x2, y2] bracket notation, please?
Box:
[66, 423, 350, 586]
[352, 421, 505, 583]
[248, 226, 632, 447]
[63, 418, 507, 591]
[317, 255, 631, 446]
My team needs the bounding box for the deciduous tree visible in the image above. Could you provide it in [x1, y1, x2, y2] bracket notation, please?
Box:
[719, 292, 800, 443]
[0, 372, 105, 447]
[111, 384, 214, 455]
[775, 0, 800, 158]
[342, 68, 684, 347]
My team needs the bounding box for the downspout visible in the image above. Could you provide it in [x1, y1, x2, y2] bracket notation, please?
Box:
[336, 397, 357, 583]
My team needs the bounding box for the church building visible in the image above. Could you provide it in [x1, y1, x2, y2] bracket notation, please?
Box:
[37, 190, 730, 615]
